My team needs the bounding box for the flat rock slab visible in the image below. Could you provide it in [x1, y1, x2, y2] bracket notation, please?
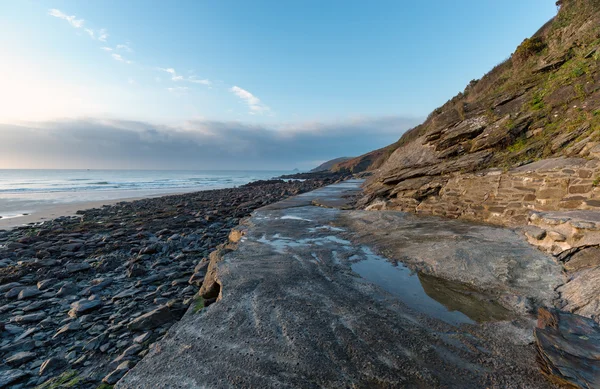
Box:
[118, 181, 558, 388]
[339, 210, 564, 314]
[535, 308, 600, 388]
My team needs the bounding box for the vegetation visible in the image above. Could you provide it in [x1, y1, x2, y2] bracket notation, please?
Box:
[507, 135, 529, 154]
[530, 92, 545, 110]
[325, 0, 600, 175]
[514, 37, 546, 63]
[193, 295, 205, 313]
[36, 371, 81, 389]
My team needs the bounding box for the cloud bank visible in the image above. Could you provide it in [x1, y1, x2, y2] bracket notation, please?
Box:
[0, 117, 421, 170]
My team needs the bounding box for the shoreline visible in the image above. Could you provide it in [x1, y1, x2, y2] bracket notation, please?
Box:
[0, 188, 221, 230]
[0, 176, 342, 388]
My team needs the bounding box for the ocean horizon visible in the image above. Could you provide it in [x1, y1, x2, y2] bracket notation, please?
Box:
[0, 169, 293, 220]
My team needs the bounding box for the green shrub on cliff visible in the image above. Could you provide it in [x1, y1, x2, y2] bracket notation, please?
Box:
[514, 37, 546, 62]
[193, 295, 205, 313]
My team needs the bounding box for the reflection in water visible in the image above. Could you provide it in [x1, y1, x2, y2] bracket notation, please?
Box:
[351, 250, 513, 325]
[418, 272, 513, 323]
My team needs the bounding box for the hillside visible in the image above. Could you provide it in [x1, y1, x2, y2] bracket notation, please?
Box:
[310, 157, 353, 172]
[357, 0, 600, 216]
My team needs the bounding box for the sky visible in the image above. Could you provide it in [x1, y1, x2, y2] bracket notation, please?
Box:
[0, 0, 558, 169]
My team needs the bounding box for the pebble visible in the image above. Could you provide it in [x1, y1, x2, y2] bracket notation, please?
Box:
[37, 279, 58, 291]
[133, 332, 151, 344]
[103, 361, 134, 384]
[66, 262, 91, 273]
[39, 357, 67, 376]
[5, 351, 37, 366]
[0, 282, 22, 293]
[17, 287, 42, 300]
[5, 286, 28, 299]
[56, 282, 78, 297]
[0, 178, 333, 388]
[68, 299, 102, 317]
[12, 312, 46, 323]
[0, 369, 28, 387]
[53, 321, 82, 339]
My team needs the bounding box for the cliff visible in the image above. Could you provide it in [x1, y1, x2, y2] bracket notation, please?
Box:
[358, 0, 600, 221]
[310, 157, 353, 172]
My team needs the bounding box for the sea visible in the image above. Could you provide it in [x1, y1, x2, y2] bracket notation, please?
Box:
[0, 170, 291, 220]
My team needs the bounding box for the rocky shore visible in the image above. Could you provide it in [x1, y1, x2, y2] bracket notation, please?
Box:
[0, 177, 338, 388]
[116, 180, 559, 388]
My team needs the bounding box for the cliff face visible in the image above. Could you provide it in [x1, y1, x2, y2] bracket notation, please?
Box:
[310, 157, 353, 172]
[360, 0, 600, 217]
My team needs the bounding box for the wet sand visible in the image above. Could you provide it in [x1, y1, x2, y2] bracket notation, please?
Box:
[0, 199, 127, 229]
[0, 190, 199, 230]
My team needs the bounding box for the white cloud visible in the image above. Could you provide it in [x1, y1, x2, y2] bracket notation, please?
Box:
[158, 68, 180, 81]
[111, 53, 132, 64]
[158, 67, 211, 86]
[101, 47, 113, 52]
[84, 28, 108, 42]
[48, 9, 84, 28]
[189, 77, 211, 86]
[116, 44, 132, 52]
[167, 86, 189, 92]
[49, 9, 108, 44]
[97, 29, 108, 42]
[166, 87, 190, 95]
[230, 86, 270, 114]
[159, 68, 176, 75]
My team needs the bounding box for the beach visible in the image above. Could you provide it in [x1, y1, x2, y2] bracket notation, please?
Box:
[0, 191, 200, 230]
[0, 175, 344, 387]
[0, 170, 291, 230]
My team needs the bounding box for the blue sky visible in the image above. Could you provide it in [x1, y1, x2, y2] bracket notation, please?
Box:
[0, 0, 558, 169]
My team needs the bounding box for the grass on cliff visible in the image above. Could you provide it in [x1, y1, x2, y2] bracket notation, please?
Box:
[193, 295, 205, 313]
[35, 371, 81, 389]
[350, 0, 600, 175]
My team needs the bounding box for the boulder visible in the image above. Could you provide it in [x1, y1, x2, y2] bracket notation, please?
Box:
[103, 361, 134, 385]
[5, 286, 27, 299]
[5, 351, 37, 367]
[53, 321, 82, 339]
[564, 247, 600, 272]
[81, 278, 113, 295]
[56, 282, 77, 297]
[557, 266, 600, 321]
[39, 357, 67, 376]
[66, 262, 91, 273]
[128, 306, 174, 331]
[17, 287, 42, 300]
[0, 369, 28, 387]
[37, 278, 58, 291]
[12, 312, 46, 323]
[68, 299, 101, 317]
[0, 282, 22, 293]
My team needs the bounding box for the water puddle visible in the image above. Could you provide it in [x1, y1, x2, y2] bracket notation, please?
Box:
[280, 215, 313, 222]
[257, 234, 352, 253]
[308, 225, 346, 233]
[351, 247, 513, 325]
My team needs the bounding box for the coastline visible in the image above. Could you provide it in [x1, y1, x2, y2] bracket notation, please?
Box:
[0, 188, 222, 230]
[0, 176, 341, 388]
